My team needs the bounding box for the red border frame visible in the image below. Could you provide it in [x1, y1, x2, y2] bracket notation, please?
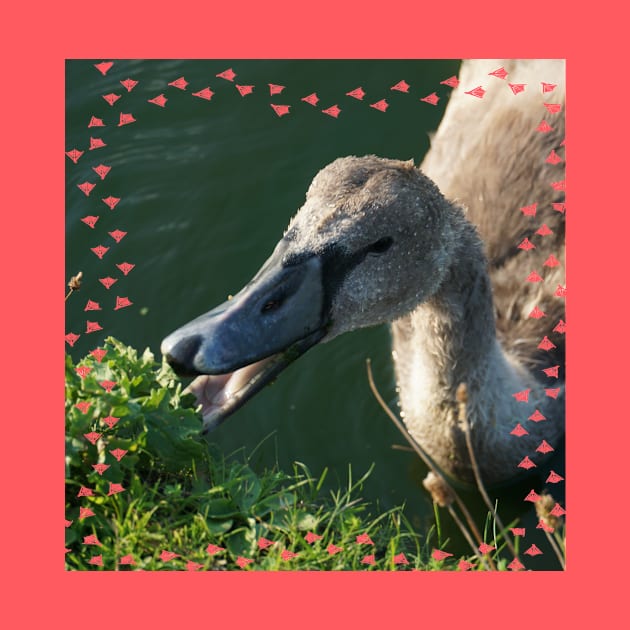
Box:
[5, 1, 626, 625]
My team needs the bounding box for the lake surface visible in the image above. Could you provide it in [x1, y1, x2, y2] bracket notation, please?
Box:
[66, 59, 563, 564]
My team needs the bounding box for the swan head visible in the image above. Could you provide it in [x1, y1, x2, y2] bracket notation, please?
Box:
[161, 155, 455, 431]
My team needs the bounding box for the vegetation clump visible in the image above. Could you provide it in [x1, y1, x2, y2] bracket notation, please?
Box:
[65, 337, 434, 571]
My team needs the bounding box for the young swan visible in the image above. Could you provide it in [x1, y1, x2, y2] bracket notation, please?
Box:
[162, 155, 564, 486]
[162, 60, 565, 487]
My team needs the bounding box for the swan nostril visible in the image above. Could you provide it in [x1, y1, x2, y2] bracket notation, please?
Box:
[164, 334, 203, 376]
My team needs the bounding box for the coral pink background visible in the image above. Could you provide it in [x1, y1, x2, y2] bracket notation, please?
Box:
[5, 0, 626, 626]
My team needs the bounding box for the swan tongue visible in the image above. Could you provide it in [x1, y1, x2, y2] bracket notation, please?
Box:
[186, 330, 325, 432]
[187, 356, 275, 432]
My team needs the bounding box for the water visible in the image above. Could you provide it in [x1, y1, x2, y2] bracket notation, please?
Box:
[66, 59, 563, 564]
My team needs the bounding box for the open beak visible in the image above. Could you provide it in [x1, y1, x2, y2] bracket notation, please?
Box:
[160, 240, 328, 432]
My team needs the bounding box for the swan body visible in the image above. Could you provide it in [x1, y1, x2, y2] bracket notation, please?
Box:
[161, 59, 565, 486]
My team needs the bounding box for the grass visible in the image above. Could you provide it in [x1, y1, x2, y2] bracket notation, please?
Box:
[65, 336, 565, 571]
[65, 337, 440, 570]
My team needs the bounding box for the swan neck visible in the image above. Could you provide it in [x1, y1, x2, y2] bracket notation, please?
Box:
[391, 212, 559, 485]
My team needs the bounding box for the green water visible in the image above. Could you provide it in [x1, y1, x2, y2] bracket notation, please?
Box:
[66, 59, 562, 563]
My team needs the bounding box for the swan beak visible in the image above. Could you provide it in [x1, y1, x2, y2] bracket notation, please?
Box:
[160, 243, 327, 432]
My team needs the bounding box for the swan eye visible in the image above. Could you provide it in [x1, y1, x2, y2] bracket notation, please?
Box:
[367, 237, 393, 254]
[261, 299, 283, 313]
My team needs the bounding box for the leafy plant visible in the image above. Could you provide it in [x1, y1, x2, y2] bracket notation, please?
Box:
[65, 337, 436, 571]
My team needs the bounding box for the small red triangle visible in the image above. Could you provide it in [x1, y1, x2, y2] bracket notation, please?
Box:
[440, 76, 459, 88]
[206, 544, 225, 555]
[81, 216, 99, 229]
[322, 104, 341, 118]
[109, 230, 127, 243]
[524, 544, 543, 556]
[86, 321, 103, 333]
[84, 300, 101, 312]
[488, 67, 508, 79]
[102, 196, 121, 209]
[546, 470, 564, 483]
[524, 489, 541, 502]
[431, 549, 453, 561]
[114, 296, 133, 310]
[346, 87, 365, 100]
[94, 61, 114, 75]
[545, 149, 563, 164]
[542, 365, 560, 378]
[536, 440, 554, 453]
[90, 348, 107, 362]
[464, 86, 485, 98]
[91, 245, 109, 259]
[76, 366, 92, 378]
[89, 137, 106, 150]
[538, 336, 556, 351]
[543, 103, 562, 114]
[513, 389, 530, 402]
[65, 333, 80, 346]
[78, 182, 96, 196]
[99, 277, 117, 289]
[216, 68, 236, 81]
[92, 463, 110, 475]
[553, 319, 566, 333]
[120, 78, 138, 92]
[391, 80, 410, 92]
[520, 203, 537, 216]
[301, 93, 319, 106]
[168, 77, 188, 90]
[84, 432, 101, 445]
[270, 104, 290, 117]
[420, 93, 439, 105]
[102, 93, 121, 106]
[192, 87, 214, 100]
[518, 456, 536, 469]
[117, 262, 135, 275]
[550, 180, 566, 191]
[518, 238, 535, 250]
[102, 415, 120, 428]
[550, 503, 566, 516]
[92, 164, 111, 180]
[370, 99, 388, 112]
[66, 148, 84, 163]
[119, 555, 136, 565]
[148, 94, 167, 107]
[118, 113, 136, 126]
